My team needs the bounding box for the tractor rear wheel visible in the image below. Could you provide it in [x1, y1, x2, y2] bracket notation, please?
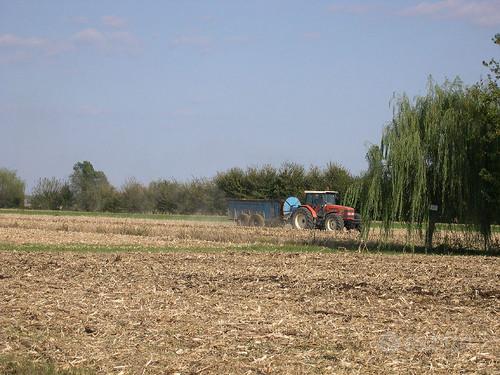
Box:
[249, 214, 265, 227]
[291, 207, 314, 230]
[237, 213, 250, 226]
[324, 213, 344, 231]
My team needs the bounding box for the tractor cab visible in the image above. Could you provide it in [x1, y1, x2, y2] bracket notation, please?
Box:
[304, 191, 339, 207]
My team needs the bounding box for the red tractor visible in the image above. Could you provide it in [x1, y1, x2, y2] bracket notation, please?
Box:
[290, 191, 361, 231]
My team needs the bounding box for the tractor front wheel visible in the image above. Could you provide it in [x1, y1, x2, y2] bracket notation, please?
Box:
[291, 207, 314, 230]
[324, 214, 344, 231]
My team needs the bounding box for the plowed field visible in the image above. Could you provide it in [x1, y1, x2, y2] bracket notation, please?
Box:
[0, 214, 498, 374]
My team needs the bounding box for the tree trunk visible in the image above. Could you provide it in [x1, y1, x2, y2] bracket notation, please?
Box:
[425, 216, 436, 252]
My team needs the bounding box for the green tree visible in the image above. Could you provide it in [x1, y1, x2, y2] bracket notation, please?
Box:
[471, 34, 500, 234]
[482, 33, 500, 81]
[275, 162, 306, 198]
[360, 76, 499, 251]
[322, 162, 354, 198]
[31, 177, 72, 210]
[182, 178, 225, 214]
[69, 161, 114, 211]
[119, 178, 152, 213]
[215, 162, 354, 201]
[214, 168, 247, 199]
[0, 168, 25, 208]
[149, 178, 225, 215]
[149, 180, 181, 213]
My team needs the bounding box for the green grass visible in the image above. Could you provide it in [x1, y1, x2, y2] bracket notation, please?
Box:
[2, 242, 496, 256]
[0, 242, 332, 254]
[367, 220, 500, 233]
[0, 355, 92, 375]
[0, 208, 227, 222]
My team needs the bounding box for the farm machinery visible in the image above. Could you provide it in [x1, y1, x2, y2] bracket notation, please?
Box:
[227, 191, 361, 231]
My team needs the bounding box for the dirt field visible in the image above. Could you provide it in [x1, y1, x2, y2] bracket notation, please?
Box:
[0, 214, 498, 374]
[0, 213, 497, 251]
[1, 251, 499, 374]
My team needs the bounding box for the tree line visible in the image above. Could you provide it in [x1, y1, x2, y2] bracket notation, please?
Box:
[0, 35, 497, 251]
[0, 161, 356, 215]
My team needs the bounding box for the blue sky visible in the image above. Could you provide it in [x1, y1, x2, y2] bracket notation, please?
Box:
[1, 1, 499, 190]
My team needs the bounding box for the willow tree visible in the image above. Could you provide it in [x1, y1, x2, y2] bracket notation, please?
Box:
[357, 76, 499, 251]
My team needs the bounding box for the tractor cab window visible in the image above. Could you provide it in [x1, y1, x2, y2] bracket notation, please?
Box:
[324, 194, 337, 205]
[305, 193, 326, 206]
[305, 194, 318, 206]
[305, 193, 338, 206]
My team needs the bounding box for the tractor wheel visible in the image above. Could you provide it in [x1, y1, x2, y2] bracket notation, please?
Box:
[237, 213, 250, 226]
[291, 207, 314, 230]
[249, 214, 265, 227]
[324, 214, 344, 231]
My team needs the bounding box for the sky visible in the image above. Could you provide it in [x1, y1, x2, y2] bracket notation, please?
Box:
[1, 0, 499, 191]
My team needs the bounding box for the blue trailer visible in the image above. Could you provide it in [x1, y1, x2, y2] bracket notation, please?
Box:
[227, 197, 301, 227]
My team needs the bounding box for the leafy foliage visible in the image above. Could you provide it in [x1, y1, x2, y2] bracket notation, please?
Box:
[353, 76, 499, 250]
[149, 178, 225, 214]
[31, 177, 73, 210]
[69, 161, 116, 211]
[0, 168, 25, 208]
[482, 33, 500, 81]
[215, 162, 355, 201]
[24, 161, 355, 215]
[118, 178, 152, 213]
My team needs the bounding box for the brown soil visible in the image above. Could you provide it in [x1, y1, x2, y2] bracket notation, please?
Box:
[0, 250, 498, 374]
[0, 213, 496, 251]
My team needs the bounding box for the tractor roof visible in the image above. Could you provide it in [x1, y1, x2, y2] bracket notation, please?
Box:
[304, 190, 339, 194]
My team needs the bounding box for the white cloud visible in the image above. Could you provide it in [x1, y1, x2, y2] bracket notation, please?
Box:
[102, 15, 128, 28]
[401, 0, 500, 27]
[0, 33, 74, 63]
[0, 34, 47, 48]
[73, 28, 106, 44]
[72, 28, 141, 51]
[0, 27, 141, 64]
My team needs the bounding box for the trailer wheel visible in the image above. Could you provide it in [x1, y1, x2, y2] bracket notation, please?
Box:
[237, 213, 250, 226]
[324, 213, 344, 231]
[249, 214, 265, 227]
[291, 207, 314, 230]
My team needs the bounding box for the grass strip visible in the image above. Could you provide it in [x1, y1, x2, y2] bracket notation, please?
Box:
[0, 355, 93, 375]
[0, 242, 332, 254]
[1, 242, 496, 256]
[0, 209, 227, 223]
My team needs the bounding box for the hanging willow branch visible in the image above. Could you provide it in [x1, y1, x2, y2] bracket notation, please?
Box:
[349, 77, 499, 251]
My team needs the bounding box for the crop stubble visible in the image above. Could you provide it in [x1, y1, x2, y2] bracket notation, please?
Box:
[0, 213, 496, 250]
[0, 214, 498, 374]
[1, 251, 499, 374]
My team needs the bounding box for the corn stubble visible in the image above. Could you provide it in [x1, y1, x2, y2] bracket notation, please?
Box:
[0, 214, 498, 374]
[0, 214, 496, 251]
